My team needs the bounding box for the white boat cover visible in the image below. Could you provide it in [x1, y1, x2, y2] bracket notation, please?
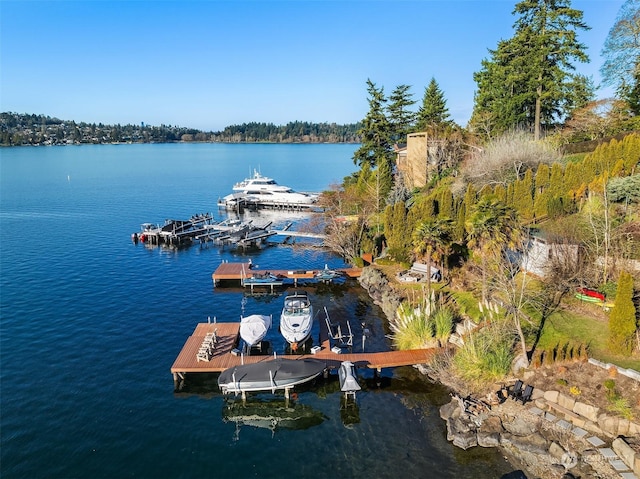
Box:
[240, 314, 272, 347]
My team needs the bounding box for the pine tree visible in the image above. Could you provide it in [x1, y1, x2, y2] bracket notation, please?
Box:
[353, 79, 393, 170]
[416, 77, 451, 131]
[471, 0, 590, 139]
[387, 84, 416, 145]
[608, 270, 637, 356]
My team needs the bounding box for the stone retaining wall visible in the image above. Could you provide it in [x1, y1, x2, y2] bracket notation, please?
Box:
[535, 387, 640, 475]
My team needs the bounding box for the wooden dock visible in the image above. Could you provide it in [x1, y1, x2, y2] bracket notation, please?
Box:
[212, 262, 361, 286]
[170, 321, 436, 385]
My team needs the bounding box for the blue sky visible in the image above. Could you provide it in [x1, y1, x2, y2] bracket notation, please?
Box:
[1, 0, 624, 131]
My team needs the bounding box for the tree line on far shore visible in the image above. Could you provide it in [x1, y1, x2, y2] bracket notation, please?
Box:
[0, 112, 361, 146]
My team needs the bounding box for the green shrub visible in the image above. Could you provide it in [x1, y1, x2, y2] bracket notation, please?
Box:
[607, 396, 634, 420]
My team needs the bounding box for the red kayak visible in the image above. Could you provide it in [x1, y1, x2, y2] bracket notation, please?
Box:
[577, 288, 605, 302]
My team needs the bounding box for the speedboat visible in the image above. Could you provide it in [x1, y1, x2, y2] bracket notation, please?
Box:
[280, 292, 314, 349]
[218, 357, 326, 394]
[222, 170, 318, 207]
[239, 314, 272, 349]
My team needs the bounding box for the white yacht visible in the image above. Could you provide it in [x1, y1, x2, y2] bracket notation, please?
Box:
[280, 292, 314, 350]
[221, 170, 318, 208]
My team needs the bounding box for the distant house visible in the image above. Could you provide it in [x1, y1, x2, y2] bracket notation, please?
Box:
[519, 235, 580, 278]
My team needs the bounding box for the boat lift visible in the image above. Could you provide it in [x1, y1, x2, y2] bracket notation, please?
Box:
[323, 307, 353, 349]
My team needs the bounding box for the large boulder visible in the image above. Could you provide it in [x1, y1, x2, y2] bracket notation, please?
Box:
[477, 416, 503, 448]
[501, 432, 549, 455]
[503, 416, 538, 436]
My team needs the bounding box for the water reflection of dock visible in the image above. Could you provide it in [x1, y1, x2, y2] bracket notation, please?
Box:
[170, 321, 436, 388]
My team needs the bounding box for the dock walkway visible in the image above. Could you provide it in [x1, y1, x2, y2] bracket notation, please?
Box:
[212, 262, 361, 286]
[171, 322, 436, 384]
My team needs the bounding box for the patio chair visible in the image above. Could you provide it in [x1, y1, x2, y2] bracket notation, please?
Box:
[509, 380, 524, 399]
[517, 384, 534, 404]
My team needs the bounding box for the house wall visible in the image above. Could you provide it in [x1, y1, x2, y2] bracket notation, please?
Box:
[401, 132, 428, 188]
[520, 237, 579, 278]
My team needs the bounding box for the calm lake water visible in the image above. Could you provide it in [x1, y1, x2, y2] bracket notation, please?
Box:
[0, 143, 513, 478]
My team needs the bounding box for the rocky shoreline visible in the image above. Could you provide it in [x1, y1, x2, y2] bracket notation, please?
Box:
[358, 266, 639, 479]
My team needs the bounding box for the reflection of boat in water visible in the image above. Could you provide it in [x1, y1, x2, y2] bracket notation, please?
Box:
[239, 314, 272, 350]
[218, 357, 326, 395]
[280, 292, 314, 350]
[222, 398, 325, 433]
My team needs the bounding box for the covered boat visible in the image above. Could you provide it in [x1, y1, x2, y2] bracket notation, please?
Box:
[338, 361, 361, 396]
[239, 314, 272, 348]
[218, 357, 326, 395]
[280, 292, 314, 350]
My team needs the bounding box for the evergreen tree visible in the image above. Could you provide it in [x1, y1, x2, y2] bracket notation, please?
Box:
[353, 79, 393, 170]
[534, 163, 551, 217]
[513, 169, 535, 219]
[472, 0, 590, 139]
[387, 84, 416, 145]
[416, 77, 451, 131]
[562, 73, 596, 116]
[621, 132, 640, 174]
[439, 188, 454, 220]
[608, 270, 637, 356]
[464, 184, 478, 220]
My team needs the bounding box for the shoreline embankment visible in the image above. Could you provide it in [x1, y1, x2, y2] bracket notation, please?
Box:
[357, 265, 640, 479]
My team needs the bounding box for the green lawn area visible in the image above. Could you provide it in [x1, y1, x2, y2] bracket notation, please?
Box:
[536, 308, 640, 371]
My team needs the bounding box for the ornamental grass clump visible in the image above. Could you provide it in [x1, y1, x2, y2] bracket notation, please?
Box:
[433, 306, 455, 345]
[391, 298, 457, 350]
[391, 301, 434, 350]
[453, 322, 515, 385]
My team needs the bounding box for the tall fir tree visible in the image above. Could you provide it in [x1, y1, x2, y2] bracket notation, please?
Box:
[387, 84, 416, 145]
[353, 79, 393, 170]
[471, 0, 590, 139]
[416, 77, 451, 131]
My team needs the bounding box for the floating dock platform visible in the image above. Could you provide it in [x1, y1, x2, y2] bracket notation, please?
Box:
[212, 262, 361, 289]
[170, 321, 436, 387]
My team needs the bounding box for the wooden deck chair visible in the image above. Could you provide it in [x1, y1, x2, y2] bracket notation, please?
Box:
[517, 384, 533, 404]
[509, 380, 524, 399]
